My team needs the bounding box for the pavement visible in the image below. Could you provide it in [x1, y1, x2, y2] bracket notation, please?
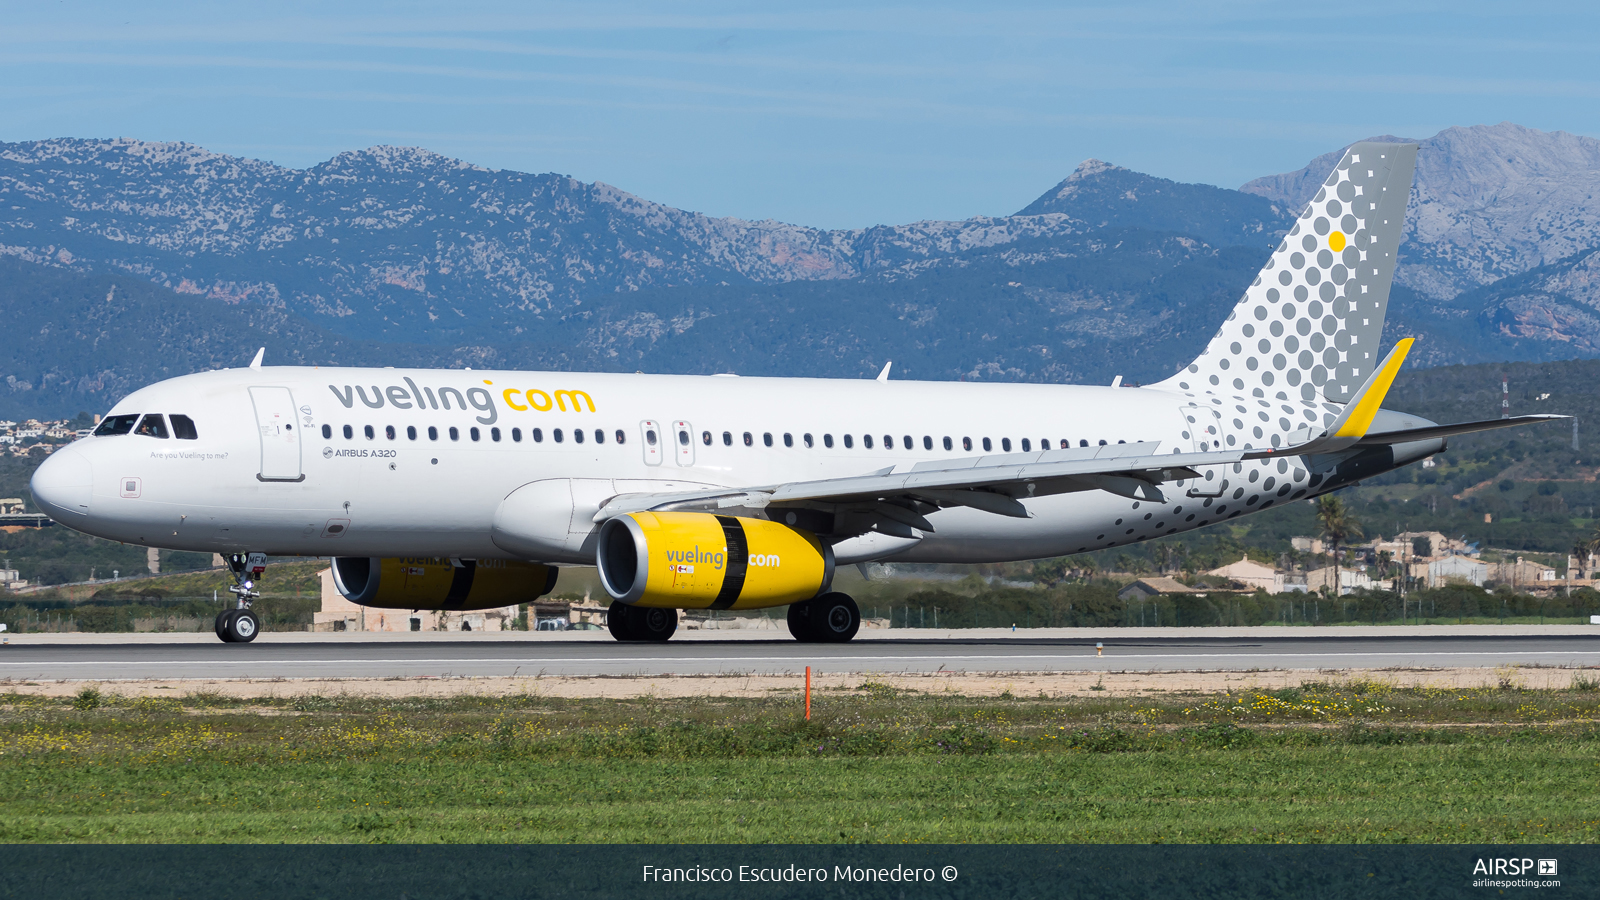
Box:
[0, 627, 1596, 681]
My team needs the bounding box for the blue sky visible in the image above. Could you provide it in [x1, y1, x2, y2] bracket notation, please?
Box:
[2, 1, 1596, 228]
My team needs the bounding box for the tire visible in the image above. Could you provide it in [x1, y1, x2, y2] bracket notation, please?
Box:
[608, 603, 677, 642]
[809, 592, 860, 643]
[635, 607, 677, 642]
[787, 599, 820, 642]
[215, 610, 234, 642]
[225, 609, 260, 643]
[606, 601, 636, 641]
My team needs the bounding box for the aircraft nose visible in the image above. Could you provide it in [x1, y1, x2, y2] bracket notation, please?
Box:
[31, 448, 94, 517]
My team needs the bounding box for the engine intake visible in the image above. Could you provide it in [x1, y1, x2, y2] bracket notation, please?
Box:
[597, 512, 833, 609]
[331, 557, 558, 611]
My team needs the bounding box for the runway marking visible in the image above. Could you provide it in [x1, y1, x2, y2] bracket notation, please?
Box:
[4, 649, 1600, 668]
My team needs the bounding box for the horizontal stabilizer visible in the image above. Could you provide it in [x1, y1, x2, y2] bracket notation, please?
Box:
[1354, 414, 1569, 446]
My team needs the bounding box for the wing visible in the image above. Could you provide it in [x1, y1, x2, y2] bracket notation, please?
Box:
[593, 441, 1248, 528]
[592, 340, 1567, 531]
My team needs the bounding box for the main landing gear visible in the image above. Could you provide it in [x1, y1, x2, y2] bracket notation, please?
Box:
[607, 601, 678, 642]
[788, 592, 861, 643]
[215, 552, 266, 644]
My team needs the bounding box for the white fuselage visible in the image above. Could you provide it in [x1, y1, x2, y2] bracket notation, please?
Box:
[29, 365, 1428, 565]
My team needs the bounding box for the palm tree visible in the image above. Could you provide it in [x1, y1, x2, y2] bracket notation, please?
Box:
[1315, 495, 1364, 593]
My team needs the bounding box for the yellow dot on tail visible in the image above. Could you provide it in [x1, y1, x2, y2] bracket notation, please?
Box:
[1329, 232, 1346, 252]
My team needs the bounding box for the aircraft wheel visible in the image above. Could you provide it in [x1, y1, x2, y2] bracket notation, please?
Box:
[634, 607, 677, 642]
[215, 610, 234, 642]
[606, 601, 636, 641]
[810, 592, 861, 643]
[224, 609, 260, 643]
[787, 599, 821, 643]
[608, 603, 677, 642]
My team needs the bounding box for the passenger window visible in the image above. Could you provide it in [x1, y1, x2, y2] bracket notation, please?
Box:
[863, 435, 873, 449]
[573, 428, 583, 443]
[982, 437, 992, 452]
[763, 433, 773, 447]
[743, 432, 753, 446]
[922, 436, 932, 450]
[677, 429, 688, 446]
[1060, 439, 1069, 449]
[170, 415, 199, 440]
[1021, 438, 1030, 452]
[843, 434, 853, 448]
[615, 429, 626, 445]
[903, 435, 912, 450]
[823, 434, 833, 448]
[343, 425, 353, 440]
[554, 428, 564, 443]
[93, 414, 139, 436]
[645, 429, 656, 445]
[385, 425, 396, 440]
[449, 427, 460, 441]
[962, 436, 972, 451]
[595, 429, 605, 444]
[321, 424, 332, 439]
[942, 436, 952, 451]
[134, 415, 169, 438]
[701, 431, 711, 446]
[723, 431, 732, 446]
[428, 426, 439, 441]
[1002, 438, 1012, 452]
[471, 427, 481, 442]
[803, 433, 813, 448]
[1080, 439, 1089, 447]
[783, 433, 793, 448]
[511, 428, 521, 442]
[883, 435, 893, 449]
[491, 427, 501, 442]
[408, 426, 418, 441]
[532, 428, 543, 442]
[1098, 439, 1107, 446]
[365, 425, 375, 440]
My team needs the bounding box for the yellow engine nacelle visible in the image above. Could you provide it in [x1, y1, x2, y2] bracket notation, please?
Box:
[331, 557, 559, 611]
[597, 511, 833, 609]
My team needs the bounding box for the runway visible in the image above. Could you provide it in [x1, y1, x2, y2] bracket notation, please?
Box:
[2, 631, 1598, 680]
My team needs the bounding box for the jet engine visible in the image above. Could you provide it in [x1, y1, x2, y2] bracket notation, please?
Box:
[331, 557, 558, 611]
[597, 511, 833, 609]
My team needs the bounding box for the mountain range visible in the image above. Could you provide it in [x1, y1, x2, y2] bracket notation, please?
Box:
[4, 122, 1600, 418]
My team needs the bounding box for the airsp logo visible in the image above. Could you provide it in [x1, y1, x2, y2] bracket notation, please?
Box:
[1539, 860, 1558, 876]
[322, 447, 334, 459]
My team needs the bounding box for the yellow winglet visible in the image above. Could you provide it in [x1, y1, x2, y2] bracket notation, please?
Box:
[1331, 337, 1414, 438]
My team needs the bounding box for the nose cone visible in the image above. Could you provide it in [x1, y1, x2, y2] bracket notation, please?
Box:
[31, 448, 94, 517]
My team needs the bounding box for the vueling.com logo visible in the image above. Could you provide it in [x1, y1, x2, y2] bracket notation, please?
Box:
[327, 378, 597, 426]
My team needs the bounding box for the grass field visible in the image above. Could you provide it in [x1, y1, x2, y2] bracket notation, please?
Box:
[2, 677, 1598, 844]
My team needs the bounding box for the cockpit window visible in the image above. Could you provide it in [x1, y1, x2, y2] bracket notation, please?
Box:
[93, 414, 139, 436]
[133, 414, 170, 439]
[170, 415, 199, 440]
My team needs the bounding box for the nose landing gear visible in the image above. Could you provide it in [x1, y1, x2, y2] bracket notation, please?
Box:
[216, 552, 266, 643]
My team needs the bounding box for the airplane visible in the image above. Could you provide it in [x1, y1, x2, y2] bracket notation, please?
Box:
[28, 141, 1562, 644]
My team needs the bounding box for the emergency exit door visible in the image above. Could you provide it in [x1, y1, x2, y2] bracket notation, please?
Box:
[250, 386, 303, 481]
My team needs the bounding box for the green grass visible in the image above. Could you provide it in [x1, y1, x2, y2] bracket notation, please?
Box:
[2, 682, 1598, 843]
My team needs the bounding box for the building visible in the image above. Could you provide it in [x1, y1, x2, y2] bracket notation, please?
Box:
[1205, 555, 1286, 594]
[1428, 555, 1487, 588]
[1488, 557, 1557, 587]
[1302, 566, 1376, 595]
[1117, 577, 1200, 601]
[1290, 537, 1325, 555]
[310, 567, 519, 632]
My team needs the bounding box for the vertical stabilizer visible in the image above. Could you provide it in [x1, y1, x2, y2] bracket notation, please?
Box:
[1159, 141, 1417, 404]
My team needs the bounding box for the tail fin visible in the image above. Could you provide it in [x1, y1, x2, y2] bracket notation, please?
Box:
[1159, 141, 1418, 404]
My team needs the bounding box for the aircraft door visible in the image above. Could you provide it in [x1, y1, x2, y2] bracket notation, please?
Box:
[250, 386, 303, 481]
[640, 420, 663, 466]
[1180, 402, 1227, 451]
[671, 420, 694, 466]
